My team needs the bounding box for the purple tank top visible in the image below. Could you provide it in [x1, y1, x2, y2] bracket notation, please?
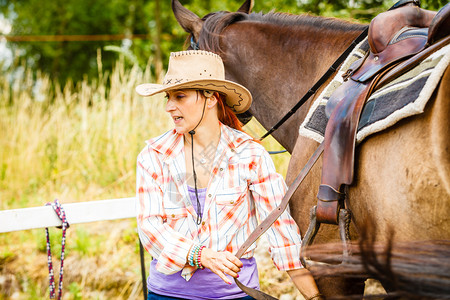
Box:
[187, 185, 207, 217]
[148, 258, 260, 299]
[147, 186, 260, 299]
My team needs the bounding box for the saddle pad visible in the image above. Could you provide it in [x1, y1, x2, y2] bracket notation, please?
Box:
[299, 39, 450, 144]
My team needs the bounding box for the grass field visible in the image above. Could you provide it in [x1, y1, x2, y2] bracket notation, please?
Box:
[0, 58, 299, 299]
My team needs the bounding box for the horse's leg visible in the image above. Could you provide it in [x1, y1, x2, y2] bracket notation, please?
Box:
[286, 135, 366, 297]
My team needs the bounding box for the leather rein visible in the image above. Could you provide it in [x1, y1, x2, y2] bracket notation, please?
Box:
[258, 0, 419, 141]
[232, 20, 370, 300]
[236, 34, 450, 300]
[181, 1, 423, 299]
[231, 0, 428, 299]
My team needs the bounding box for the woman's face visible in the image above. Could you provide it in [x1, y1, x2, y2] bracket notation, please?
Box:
[165, 89, 206, 134]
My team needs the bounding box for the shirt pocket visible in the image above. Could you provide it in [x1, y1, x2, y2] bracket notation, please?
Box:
[214, 185, 249, 234]
[164, 206, 188, 232]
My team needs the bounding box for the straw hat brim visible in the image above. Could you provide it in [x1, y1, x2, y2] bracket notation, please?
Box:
[136, 79, 252, 114]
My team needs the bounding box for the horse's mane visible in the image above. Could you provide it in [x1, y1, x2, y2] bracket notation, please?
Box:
[197, 11, 366, 54]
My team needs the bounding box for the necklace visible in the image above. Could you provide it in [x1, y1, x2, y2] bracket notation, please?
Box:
[184, 133, 219, 166]
[199, 154, 207, 165]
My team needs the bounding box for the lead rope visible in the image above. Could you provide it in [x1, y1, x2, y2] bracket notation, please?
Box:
[45, 199, 70, 300]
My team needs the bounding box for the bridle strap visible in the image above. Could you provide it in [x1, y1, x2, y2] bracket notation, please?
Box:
[232, 1, 421, 298]
[191, 36, 200, 50]
[258, 28, 368, 141]
[258, 0, 420, 141]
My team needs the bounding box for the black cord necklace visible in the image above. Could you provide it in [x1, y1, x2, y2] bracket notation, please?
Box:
[188, 91, 208, 225]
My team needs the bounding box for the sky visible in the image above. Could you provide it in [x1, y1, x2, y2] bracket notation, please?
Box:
[0, 14, 13, 67]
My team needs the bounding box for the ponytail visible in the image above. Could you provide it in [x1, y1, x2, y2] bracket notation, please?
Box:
[215, 92, 244, 132]
[210, 91, 260, 143]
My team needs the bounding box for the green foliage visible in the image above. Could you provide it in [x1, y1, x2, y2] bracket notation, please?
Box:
[73, 227, 96, 257]
[68, 282, 83, 300]
[121, 221, 138, 245]
[0, 249, 16, 265]
[2, 0, 447, 87]
[2, 0, 148, 84]
[19, 279, 44, 299]
[420, 0, 448, 10]
[36, 228, 63, 259]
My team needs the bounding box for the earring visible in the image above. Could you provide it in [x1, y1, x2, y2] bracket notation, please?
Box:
[202, 90, 213, 98]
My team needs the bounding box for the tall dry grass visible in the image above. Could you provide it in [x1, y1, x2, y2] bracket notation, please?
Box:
[1, 56, 165, 210]
[0, 55, 296, 299]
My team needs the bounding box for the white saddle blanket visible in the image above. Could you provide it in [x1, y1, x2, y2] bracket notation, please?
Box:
[299, 39, 450, 144]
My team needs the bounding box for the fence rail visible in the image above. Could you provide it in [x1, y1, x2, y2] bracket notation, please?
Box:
[0, 197, 137, 233]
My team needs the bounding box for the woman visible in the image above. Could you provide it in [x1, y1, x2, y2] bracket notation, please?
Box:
[136, 50, 322, 300]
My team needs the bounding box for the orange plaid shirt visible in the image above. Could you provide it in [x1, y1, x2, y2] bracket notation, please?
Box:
[136, 123, 303, 281]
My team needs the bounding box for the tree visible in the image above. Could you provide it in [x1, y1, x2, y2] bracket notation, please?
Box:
[1, 0, 447, 86]
[2, 0, 152, 84]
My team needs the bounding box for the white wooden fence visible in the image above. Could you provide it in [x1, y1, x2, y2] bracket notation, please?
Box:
[0, 197, 137, 233]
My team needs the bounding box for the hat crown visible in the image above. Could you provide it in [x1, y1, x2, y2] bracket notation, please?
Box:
[135, 50, 252, 113]
[163, 50, 225, 85]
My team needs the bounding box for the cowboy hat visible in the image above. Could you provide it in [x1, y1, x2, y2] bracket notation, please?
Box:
[135, 50, 252, 114]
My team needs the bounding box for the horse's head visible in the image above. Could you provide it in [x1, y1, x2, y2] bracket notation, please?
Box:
[172, 0, 253, 41]
[172, 0, 254, 125]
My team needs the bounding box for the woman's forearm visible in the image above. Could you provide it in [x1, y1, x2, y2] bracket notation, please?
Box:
[287, 268, 323, 300]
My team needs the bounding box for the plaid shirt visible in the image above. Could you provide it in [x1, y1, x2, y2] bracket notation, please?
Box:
[136, 123, 303, 281]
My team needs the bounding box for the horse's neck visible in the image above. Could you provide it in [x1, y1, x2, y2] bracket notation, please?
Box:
[221, 18, 364, 151]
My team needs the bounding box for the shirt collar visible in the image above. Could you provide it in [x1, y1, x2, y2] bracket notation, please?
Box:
[217, 122, 253, 153]
[145, 122, 253, 162]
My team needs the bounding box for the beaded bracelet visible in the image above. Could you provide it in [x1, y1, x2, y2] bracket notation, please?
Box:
[188, 244, 205, 268]
[188, 245, 196, 267]
[195, 246, 205, 269]
[193, 246, 201, 267]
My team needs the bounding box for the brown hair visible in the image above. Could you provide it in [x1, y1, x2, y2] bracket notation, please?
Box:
[214, 92, 244, 132]
[202, 91, 260, 143]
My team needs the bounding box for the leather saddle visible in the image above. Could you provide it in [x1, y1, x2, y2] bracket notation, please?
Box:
[316, 2, 450, 224]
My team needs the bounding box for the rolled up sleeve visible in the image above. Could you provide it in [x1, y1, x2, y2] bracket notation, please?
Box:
[248, 149, 303, 271]
[136, 150, 194, 274]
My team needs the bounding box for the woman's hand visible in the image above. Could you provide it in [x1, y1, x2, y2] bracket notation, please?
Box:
[200, 247, 243, 284]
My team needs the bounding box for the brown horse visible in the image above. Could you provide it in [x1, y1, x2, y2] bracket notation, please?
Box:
[172, 0, 450, 297]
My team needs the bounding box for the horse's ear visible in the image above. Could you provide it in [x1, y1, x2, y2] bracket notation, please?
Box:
[237, 0, 254, 14]
[172, 0, 203, 40]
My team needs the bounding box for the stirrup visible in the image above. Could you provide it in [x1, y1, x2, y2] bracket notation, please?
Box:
[300, 206, 352, 268]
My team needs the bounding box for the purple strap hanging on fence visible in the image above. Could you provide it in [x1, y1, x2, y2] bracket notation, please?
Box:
[45, 199, 70, 300]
